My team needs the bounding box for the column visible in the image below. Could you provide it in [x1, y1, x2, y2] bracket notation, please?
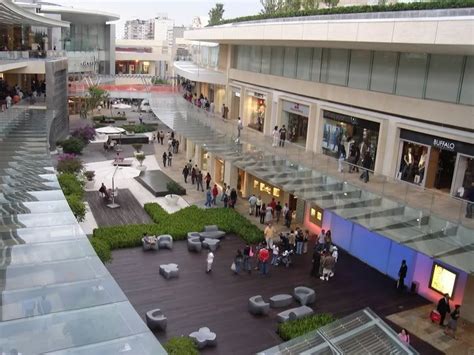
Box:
[194, 145, 202, 169]
[263, 92, 273, 136]
[305, 103, 318, 152]
[380, 119, 397, 176]
[224, 160, 238, 189]
[312, 105, 324, 154]
[208, 153, 216, 180]
[186, 139, 195, 162]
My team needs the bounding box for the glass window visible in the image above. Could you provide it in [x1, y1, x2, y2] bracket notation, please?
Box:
[320, 48, 330, 83]
[311, 48, 322, 82]
[348, 50, 371, 90]
[460, 56, 474, 105]
[327, 49, 349, 86]
[425, 54, 464, 103]
[370, 51, 398, 93]
[261, 46, 271, 74]
[237, 45, 251, 71]
[296, 47, 312, 80]
[396, 53, 428, 98]
[249, 46, 262, 73]
[283, 47, 297, 78]
[270, 47, 284, 76]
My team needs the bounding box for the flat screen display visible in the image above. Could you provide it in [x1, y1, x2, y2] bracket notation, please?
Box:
[429, 263, 457, 298]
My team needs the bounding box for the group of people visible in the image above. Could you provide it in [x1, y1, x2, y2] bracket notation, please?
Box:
[436, 293, 462, 339]
[183, 91, 215, 113]
[248, 195, 293, 227]
[310, 229, 338, 281]
[1, 78, 46, 110]
[160, 130, 179, 167]
[271, 125, 288, 148]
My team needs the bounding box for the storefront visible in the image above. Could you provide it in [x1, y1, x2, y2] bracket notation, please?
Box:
[397, 129, 474, 196]
[230, 86, 241, 120]
[281, 100, 310, 147]
[215, 158, 225, 185]
[322, 110, 380, 170]
[246, 91, 266, 132]
[201, 149, 209, 171]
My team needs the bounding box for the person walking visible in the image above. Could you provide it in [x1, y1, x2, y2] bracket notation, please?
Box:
[159, 131, 164, 144]
[437, 294, 451, 327]
[264, 223, 275, 249]
[279, 125, 287, 147]
[237, 117, 243, 138]
[272, 126, 279, 147]
[258, 247, 270, 276]
[445, 305, 461, 339]
[259, 203, 266, 224]
[271, 244, 279, 265]
[205, 187, 212, 207]
[211, 184, 219, 205]
[205, 172, 212, 190]
[196, 171, 204, 192]
[220, 183, 227, 202]
[167, 152, 173, 167]
[230, 188, 237, 208]
[243, 244, 252, 274]
[182, 165, 189, 183]
[397, 260, 408, 292]
[233, 249, 243, 274]
[285, 208, 293, 228]
[275, 201, 282, 223]
[223, 191, 229, 208]
[320, 250, 336, 281]
[191, 166, 196, 185]
[269, 198, 277, 218]
[264, 204, 273, 224]
[398, 329, 410, 345]
[303, 230, 310, 254]
[162, 152, 167, 167]
[248, 194, 257, 215]
[360, 151, 373, 183]
[255, 196, 262, 218]
[296, 229, 304, 255]
[206, 250, 214, 273]
[310, 249, 321, 277]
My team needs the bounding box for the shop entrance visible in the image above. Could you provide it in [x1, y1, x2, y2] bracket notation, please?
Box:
[288, 113, 308, 147]
[425, 149, 456, 192]
[215, 159, 225, 185]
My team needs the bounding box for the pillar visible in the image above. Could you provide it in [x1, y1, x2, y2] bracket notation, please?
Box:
[224, 160, 238, 189]
[312, 105, 324, 154]
[208, 152, 216, 180]
[194, 145, 202, 169]
[306, 103, 318, 152]
[186, 139, 195, 162]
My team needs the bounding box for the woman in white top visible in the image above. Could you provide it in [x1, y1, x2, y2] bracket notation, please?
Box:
[272, 126, 279, 147]
[206, 251, 214, 273]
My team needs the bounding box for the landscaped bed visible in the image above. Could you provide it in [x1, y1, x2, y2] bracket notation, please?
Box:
[91, 203, 263, 262]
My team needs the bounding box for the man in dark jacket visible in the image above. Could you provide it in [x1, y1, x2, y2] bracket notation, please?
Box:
[437, 293, 451, 326]
[398, 260, 408, 292]
[310, 250, 321, 277]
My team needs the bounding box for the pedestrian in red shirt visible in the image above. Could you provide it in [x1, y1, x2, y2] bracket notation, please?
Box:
[258, 247, 270, 275]
[211, 184, 219, 205]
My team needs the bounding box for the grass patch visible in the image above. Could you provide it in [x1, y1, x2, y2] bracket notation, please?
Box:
[91, 204, 263, 262]
[278, 313, 336, 341]
[121, 124, 157, 133]
[164, 336, 198, 355]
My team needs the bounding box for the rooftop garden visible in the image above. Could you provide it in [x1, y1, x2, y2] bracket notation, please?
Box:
[213, 0, 473, 26]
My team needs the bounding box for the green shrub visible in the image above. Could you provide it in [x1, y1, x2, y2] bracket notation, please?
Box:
[58, 173, 84, 197]
[93, 115, 126, 121]
[216, 1, 474, 25]
[164, 336, 198, 355]
[278, 313, 336, 341]
[66, 194, 86, 222]
[61, 137, 86, 154]
[166, 181, 186, 195]
[91, 203, 263, 262]
[121, 124, 157, 133]
[57, 154, 83, 174]
[135, 153, 146, 166]
[132, 143, 143, 152]
[90, 238, 112, 263]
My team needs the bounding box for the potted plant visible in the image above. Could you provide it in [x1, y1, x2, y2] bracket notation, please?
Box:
[132, 143, 143, 156]
[136, 153, 146, 171]
[84, 170, 95, 190]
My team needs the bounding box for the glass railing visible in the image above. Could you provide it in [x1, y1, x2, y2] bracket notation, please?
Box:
[0, 50, 67, 60]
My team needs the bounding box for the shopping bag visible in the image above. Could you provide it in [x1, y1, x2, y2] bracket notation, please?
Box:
[430, 309, 441, 323]
[230, 262, 236, 272]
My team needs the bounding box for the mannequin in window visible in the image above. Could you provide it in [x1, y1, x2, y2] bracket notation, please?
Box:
[417, 149, 427, 184]
[402, 147, 414, 181]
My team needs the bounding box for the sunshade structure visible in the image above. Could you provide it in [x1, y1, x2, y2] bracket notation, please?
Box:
[95, 125, 126, 135]
[259, 308, 419, 354]
[112, 103, 132, 109]
[0, 108, 165, 353]
[0, 0, 69, 27]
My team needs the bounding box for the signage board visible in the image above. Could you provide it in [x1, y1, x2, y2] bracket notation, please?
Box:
[282, 100, 309, 117]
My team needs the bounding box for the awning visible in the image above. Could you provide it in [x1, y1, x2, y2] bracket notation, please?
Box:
[174, 61, 227, 86]
[0, 0, 69, 27]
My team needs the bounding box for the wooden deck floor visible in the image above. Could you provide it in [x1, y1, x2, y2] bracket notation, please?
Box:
[85, 189, 152, 226]
[106, 236, 440, 355]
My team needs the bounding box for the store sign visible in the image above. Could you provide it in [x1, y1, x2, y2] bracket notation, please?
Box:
[249, 91, 266, 99]
[400, 129, 473, 155]
[433, 139, 456, 152]
[323, 110, 380, 132]
[282, 100, 309, 117]
[429, 262, 458, 298]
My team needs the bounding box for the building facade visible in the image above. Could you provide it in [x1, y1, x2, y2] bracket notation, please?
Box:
[124, 18, 154, 40]
[174, 8, 474, 320]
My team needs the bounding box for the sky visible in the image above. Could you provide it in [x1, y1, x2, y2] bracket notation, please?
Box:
[52, 0, 259, 37]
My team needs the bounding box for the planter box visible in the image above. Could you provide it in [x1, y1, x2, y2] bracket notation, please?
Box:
[164, 194, 179, 206]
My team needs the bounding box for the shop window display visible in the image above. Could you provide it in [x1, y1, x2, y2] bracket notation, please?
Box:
[248, 97, 265, 132]
[398, 142, 428, 184]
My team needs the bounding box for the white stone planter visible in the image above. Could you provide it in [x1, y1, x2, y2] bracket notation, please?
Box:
[137, 165, 147, 171]
[85, 180, 95, 190]
[56, 147, 63, 154]
[165, 194, 179, 206]
[133, 151, 143, 157]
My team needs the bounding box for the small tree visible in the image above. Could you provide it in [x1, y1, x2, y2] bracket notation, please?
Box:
[86, 85, 109, 116]
[136, 153, 146, 166]
[132, 143, 143, 153]
[302, 0, 319, 11]
[61, 138, 86, 155]
[322, 0, 339, 8]
[57, 154, 83, 174]
[208, 3, 225, 25]
[260, 0, 284, 14]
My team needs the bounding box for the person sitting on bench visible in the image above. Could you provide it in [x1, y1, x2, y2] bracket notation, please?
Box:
[99, 183, 110, 200]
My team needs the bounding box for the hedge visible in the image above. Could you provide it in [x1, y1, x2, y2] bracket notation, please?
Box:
[216, 1, 474, 25]
[120, 124, 157, 133]
[164, 336, 198, 355]
[93, 115, 127, 121]
[57, 172, 86, 223]
[91, 203, 263, 262]
[278, 313, 336, 341]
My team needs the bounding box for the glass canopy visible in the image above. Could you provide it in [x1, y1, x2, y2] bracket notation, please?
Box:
[0, 108, 166, 353]
[150, 94, 474, 275]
